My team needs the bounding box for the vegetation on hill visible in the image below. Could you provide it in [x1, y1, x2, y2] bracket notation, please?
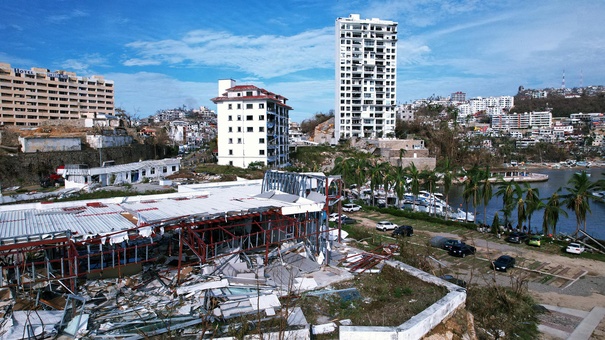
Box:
[299, 111, 334, 136]
[511, 94, 605, 116]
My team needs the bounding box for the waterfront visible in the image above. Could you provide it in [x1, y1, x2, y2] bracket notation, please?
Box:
[447, 167, 605, 240]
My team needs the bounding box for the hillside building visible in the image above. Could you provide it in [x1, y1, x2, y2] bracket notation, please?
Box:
[0, 62, 115, 126]
[335, 14, 398, 141]
[212, 79, 291, 168]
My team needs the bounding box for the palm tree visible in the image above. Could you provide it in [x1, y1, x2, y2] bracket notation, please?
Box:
[563, 171, 599, 236]
[404, 162, 421, 212]
[437, 158, 457, 220]
[421, 168, 439, 216]
[388, 166, 407, 208]
[462, 165, 481, 222]
[523, 183, 542, 233]
[542, 190, 568, 236]
[479, 166, 493, 225]
[369, 161, 391, 206]
[512, 182, 527, 231]
[495, 180, 515, 228]
[398, 148, 407, 167]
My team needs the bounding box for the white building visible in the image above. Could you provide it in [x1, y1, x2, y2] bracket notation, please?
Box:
[335, 14, 398, 141]
[58, 158, 181, 189]
[491, 111, 552, 131]
[212, 79, 291, 168]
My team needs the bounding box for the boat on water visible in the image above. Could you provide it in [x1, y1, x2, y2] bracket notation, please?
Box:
[402, 191, 475, 222]
[487, 169, 549, 183]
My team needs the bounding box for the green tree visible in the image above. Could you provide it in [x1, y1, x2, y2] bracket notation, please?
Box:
[542, 190, 568, 236]
[512, 183, 528, 230]
[437, 158, 458, 220]
[495, 180, 516, 227]
[404, 163, 421, 212]
[523, 183, 543, 233]
[479, 166, 493, 225]
[563, 171, 599, 235]
[462, 165, 481, 222]
[421, 168, 439, 216]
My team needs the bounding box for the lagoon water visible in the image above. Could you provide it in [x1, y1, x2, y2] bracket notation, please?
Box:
[446, 167, 605, 240]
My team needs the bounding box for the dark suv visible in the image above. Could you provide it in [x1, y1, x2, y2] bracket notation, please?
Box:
[505, 232, 528, 244]
[449, 244, 476, 257]
[392, 225, 414, 237]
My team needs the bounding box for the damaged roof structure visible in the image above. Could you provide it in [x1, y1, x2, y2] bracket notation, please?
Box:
[0, 170, 350, 338]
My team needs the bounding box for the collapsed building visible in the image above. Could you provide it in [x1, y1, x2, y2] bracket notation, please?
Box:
[0, 171, 347, 337]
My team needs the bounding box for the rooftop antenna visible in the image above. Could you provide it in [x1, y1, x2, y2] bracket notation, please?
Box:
[562, 69, 566, 90]
[580, 69, 583, 88]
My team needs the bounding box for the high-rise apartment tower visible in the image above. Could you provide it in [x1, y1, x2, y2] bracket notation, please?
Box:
[335, 14, 398, 141]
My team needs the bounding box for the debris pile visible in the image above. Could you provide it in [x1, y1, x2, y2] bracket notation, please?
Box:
[0, 239, 402, 339]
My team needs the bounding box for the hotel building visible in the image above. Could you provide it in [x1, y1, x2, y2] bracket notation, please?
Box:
[0, 62, 114, 126]
[211, 79, 291, 168]
[335, 14, 398, 141]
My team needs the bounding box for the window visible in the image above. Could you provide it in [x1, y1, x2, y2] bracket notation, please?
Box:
[229, 149, 233, 155]
[228, 104, 232, 109]
[237, 104, 241, 109]
[259, 138, 265, 144]
[229, 161, 233, 165]
[228, 138, 233, 144]
[259, 115, 264, 120]
[259, 127, 264, 132]
[151, 168, 155, 174]
[228, 127, 232, 132]
[237, 115, 242, 121]
[228, 115, 233, 121]
[237, 127, 242, 132]
[246, 104, 253, 109]
[237, 138, 242, 144]
[246, 115, 253, 121]
[142, 170, 146, 176]
[259, 103, 264, 109]
[247, 127, 253, 132]
[163, 167, 167, 173]
[259, 150, 265, 155]
[172, 166, 177, 171]
[246, 91, 253, 96]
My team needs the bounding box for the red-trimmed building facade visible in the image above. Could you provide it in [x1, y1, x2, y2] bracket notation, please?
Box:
[211, 79, 291, 168]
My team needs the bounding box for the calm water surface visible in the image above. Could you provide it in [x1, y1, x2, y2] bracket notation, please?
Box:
[447, 167, 605, 240]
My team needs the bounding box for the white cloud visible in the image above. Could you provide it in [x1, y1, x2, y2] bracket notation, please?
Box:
[123, 27, 335, 78]
[47, 9, 88, 23]
[60, 54, 108, 74]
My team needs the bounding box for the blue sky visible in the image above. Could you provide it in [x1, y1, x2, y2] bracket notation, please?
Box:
[2, 1, 605, 122]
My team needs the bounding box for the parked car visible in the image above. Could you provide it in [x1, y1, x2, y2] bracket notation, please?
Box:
[392, 225, 414, 237]
[328, 213, 347, 222]
[505, 232, 528, 244]
[376, 220, 398, 231]
[443, 239, 463, 251]
[342, 203, 362, 212]
[439, 274, 467, 288]
[528, 235, 541, 247]
[340, 217, 358, 225]
[566, 242, 585, 254]
[449, 244, 476, 257]
[492, 255, 516, 272]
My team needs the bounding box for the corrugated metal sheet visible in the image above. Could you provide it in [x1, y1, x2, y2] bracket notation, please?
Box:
[0, 181, 323, 245]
